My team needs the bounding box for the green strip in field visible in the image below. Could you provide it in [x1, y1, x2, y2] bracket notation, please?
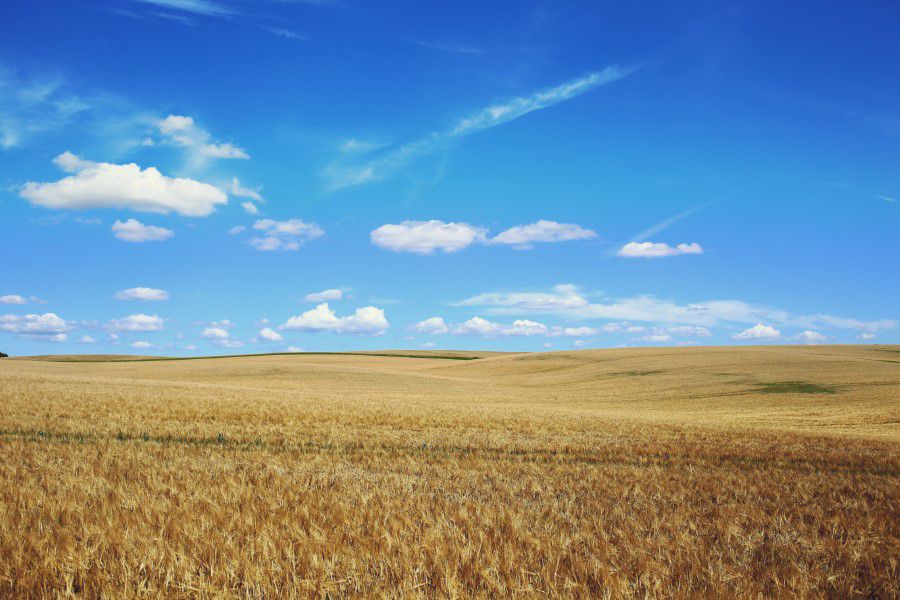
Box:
[753, 381, 837, 394]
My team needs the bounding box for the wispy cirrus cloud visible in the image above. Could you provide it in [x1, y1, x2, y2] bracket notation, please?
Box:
[325, 65, 638, 190]
[455, 284, 897, 333]
[410, 39, 484, 55]
[129, 0, 237, 18]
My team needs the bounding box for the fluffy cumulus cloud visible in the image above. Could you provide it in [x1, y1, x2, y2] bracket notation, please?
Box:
[0, 294, 27, 305]
[241, 202, 259, 215]
[617, 242, 704, 258]
[795, 330, 828, 344]
[201, 325, 243, 348]
[21, 152, 228, 216]
[412, 316, 450, 334]
[281, 303, 388, 335]
[80, 335, 96, 344]
[488, 221, 597, 249]
[115, 287, 169, 301]
[370, 220, 596, 254]
[257, 327, 282, 342]
[454, 316, 501, 336]
[0, 312, 72, 341]
[108, 314, 164, 332]
[112, 219, 174, 243]
[732, 323, 781, 340]
[371, 220, 486, 254]
[416, 315, 596, 338]
[248, 218, 324, 251]
[131, 341, 154, 349]
[305, 289, 343, 302]
[155, 114, 249, 160]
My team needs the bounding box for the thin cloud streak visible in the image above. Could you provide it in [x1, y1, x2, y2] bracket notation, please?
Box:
[630, 203, 709, 243]
[131, 0, 236, 17]
[325, 65, 639, 191]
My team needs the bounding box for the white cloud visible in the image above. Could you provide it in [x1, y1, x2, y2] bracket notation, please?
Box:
[502, 319, 549, 336]
[131, 341, 153, 349]
[638, 334, 673, 343]
[859, 332, 876, 340]
[156, 114, 249, 160]
[228, 177, 263, 202]
[455, 284, 587, 311]
[795, 330, 828, 344]
[371, 220, 485, 254]
[732, 323, 781, 340]
[412, 317, 449, 334]
[285, 346, 303, 353]
[370, 221, 596, 254]
[281, 303, 388, 335]
[79, 335, 96, 343]
[0, 312, 72, 339]
[618, 242, 704, 258]
[554, 326, 599, 336]
[453, 316, 502, 336]
[22, 152, 228, 216]
[420, 341, 437, 348]
[305, 289, 343, 302]
[662, 326, 712, 338]
[202, 142, 249, 159]
[449, 67, 635, 137]
[112, 219, 174, 243]
[0, 65, 107, 151]
[0, 295, 27, 305]
[229, 225, 245, 235]
[261, 26, 309, 41]
[115, 287, 169, 301]
[258, 327, 282, 342]
[454, 284, 895, 334]
[249, 218, 325, 251]
[201, 325, 243, 347]
[202, 327, 229, 339]
[416, 315, 596, 338]
[109, 314, 164, 332]
[326, 65, 636, 190]
[602, 322, 646, 333]
[214, 339, 244, 348]
[158, 114, 195, 135]
[339, 139, 384, 153]
[241, 201, 259, 215]
[489, 221, 597, 249]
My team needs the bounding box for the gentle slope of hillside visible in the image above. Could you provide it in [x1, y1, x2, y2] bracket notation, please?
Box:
[0, 345, 896, 597]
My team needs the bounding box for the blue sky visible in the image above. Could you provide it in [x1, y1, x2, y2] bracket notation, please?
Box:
[1, 0, 897, 355]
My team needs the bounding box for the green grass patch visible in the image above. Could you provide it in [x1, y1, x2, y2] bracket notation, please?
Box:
[753, 381, 837, 394]
[609, 369, 666, 377]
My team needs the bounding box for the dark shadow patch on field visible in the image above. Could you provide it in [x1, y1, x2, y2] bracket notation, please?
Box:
[753, 381, 838, 394]
[608, 370, 667, 377]
[1, 428, 896, 477]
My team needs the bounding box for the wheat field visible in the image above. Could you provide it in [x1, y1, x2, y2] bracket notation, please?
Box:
[0, 345, 897, 598]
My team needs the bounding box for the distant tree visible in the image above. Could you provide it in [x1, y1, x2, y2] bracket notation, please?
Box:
[0, 352, 7, 358]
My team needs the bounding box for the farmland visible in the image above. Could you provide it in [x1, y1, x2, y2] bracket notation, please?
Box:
[0, 345, 897, 597]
